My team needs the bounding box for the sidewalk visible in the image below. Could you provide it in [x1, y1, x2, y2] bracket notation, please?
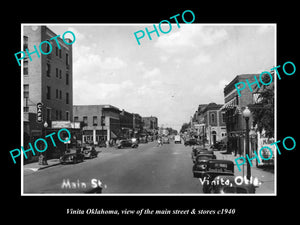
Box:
[214, 150, 275, 194]
[23, 158, 61, 171]
[23, 146, 115, 172]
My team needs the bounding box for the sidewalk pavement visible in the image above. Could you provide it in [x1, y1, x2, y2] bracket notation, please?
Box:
[23, 146, 116, 171]
[23, 158, 61, 172]
[214, 150, 275, 194]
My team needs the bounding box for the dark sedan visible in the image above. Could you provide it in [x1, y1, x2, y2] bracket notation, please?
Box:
[60, 152, 84, 164]
[184, 139, 199, 146]
[192, 154, 216, 178]
[116, 140, 138, 149]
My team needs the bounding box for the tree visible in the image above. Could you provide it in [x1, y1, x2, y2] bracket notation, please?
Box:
[249, 73, 274, 138]
[180, 122, 190, 133]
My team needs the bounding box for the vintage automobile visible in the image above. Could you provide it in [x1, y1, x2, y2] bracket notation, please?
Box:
[82, 146, 98, 159]
[184, 138, 199, 146]
[201, 159, 235, 193]
[60, 151, 85, 164]
[191, 147, 214, 163]
[162, 136, 170, 144]
[174, 135, 181, 144]
[116, 140, 138, 149]
[209, 175, 256, 194]
[192, 154, 216, 178]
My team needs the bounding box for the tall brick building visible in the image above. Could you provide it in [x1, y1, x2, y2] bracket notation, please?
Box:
[221, 74, 257, 155]
[23, 26, 73, 161]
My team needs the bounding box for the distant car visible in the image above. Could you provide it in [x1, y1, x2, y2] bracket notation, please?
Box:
[184, 139, 198, 146]
[174, 135, 181, 144]
[60, 152, 84, 164]
[83, 146, 98, 159]
[117, 140, 138, 149]
[139, 137, 148, 144]
[162, 136, 170, 144]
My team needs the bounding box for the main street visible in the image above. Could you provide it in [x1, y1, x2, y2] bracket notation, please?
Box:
[23, 141, 202, 194]
[23, 141, 274, 194]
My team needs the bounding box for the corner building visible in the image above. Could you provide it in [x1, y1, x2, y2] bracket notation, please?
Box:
[23, 26, 73, 161]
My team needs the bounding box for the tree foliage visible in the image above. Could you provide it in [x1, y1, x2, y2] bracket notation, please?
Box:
[249, 74, 274, 138]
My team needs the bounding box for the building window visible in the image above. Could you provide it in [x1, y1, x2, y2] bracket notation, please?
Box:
[56, 89, 58, 99]
[23, 60, 28, 75]
[56, 47, 58, 56]
[46, 108, 51, 121]
[66, 111, 70, 121]
[46, 86, 51, 100]
[59, 70, 62, 79]
[56, 68, 58, 78]
[46, 63, 51, 77]
[24, 84, 29, 112]
[23, 36, 28, 50]
[74, 116, 79, 122]
[66, 73, 69, 85]
[66, 92, 69, 104]
[59, 49, 62, 58]
[59, 90, 62, 100]
[66, 53, 69, 65]
[93, 116, 97, 126]
[211, 113, 215, 124]
[83, 116, 88, 126]
[24, 84, 29, 98]
[222, 112, 226, 123]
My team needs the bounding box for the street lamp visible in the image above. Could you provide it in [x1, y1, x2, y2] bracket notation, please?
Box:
[39, 121, 48, 165]
[242, 107, 251, 180]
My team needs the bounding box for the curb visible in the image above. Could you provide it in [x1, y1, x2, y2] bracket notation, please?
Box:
[37, 162, 61, 170]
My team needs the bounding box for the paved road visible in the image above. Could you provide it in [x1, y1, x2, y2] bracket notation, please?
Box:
[23, 141, 275, 194]
[23, 142, 202, 194]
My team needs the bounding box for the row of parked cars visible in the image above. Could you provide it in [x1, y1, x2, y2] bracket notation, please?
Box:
[191, 145, 256, 194]
[59, 145, 98, 164]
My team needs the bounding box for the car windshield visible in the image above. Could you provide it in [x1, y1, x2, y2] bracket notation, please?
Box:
[197, 156, 212, 161]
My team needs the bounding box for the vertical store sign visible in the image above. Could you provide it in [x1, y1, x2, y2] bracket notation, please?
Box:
[36, 102, 43, 123]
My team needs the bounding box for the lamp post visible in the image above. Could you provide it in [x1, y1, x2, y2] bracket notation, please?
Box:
[242, 107, 251, 180]
[39, 121, 48, 165]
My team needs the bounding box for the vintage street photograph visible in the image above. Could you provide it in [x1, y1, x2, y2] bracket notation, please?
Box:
[21, 23, 276, 195]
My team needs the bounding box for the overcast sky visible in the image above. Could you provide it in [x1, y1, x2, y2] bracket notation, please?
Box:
[48, 24, 275, 131]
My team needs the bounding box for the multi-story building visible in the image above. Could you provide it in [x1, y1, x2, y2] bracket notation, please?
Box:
[23, 26, 73, 161]
[221, 74, 257, 155]
[120, 109, 133, 138]
[192, 103, 226, 145]
[133, 113, 143, 136]
[73, 105, 121, 144]
[142, 116, 158, 131]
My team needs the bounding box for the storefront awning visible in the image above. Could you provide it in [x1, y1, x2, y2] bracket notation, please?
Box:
[220, 97, 238, 111]
[110, 131, 117, 139]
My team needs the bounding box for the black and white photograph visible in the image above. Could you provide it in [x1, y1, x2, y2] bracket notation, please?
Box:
[21, 23, 276, 195]
[4, 4, 298, 221]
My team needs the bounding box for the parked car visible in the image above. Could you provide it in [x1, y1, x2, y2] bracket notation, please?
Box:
[174, 135, 181, 144]
[211, 141, 227, 151]
[201, 159, 235, 193]
[184, 139, 199, 146]
[209, 175, 256, 194]
[192, 154, 216, 178]
[191, 147, 214, 163]
[117, 140, 138, 149]
[60, 151, 84, 164]
[162, 136, 170, 144]
[82, 146, 98, 159]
